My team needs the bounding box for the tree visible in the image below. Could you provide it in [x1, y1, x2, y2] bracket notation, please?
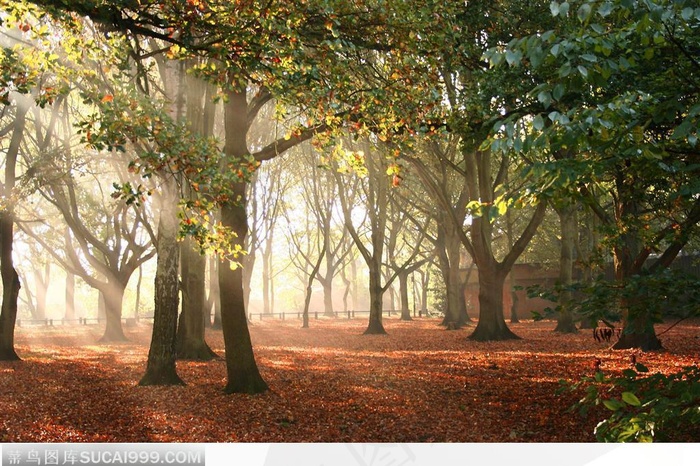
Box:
[0, 97, 28, 361]
[139, 175, 184, 385]
[495, 0, 700, 349]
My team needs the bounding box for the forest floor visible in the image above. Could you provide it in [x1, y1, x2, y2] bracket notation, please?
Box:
[1, 317, 699, 442]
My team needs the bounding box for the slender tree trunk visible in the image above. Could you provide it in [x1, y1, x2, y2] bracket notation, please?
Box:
[302, 242, 326, 328]
[33, 264, 50, 320]
[65, 271, 75, 321]
[262, 247, 272, 314]
[554, 204, 578, 333]
[133, 265, 143, 321]
[177, 238, 217, 360]
[468, 264, 520, 341]
[399, 270, 412, 321]
[210, 256, 222, 329]
[220, 88, 268, 394]
[140, 178, 184, 385]
[508, 273, 520, 323]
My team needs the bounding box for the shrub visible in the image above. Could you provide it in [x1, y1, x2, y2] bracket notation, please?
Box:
[563, 364, 700, 442]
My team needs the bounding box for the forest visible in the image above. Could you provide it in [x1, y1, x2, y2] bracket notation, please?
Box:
[1, 0, 699, 443]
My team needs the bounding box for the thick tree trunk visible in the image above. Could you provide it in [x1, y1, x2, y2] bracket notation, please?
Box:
[0, 103, 26, 361]
[140, 179, 184, 385]
[364, 263, 387, 335]
[554, 204, 578, 333]
[0, 212, 21, 361]
[468, 265, 520, 341]
[611, 178, 662, 351]
[220, 88, 268, 394]
[177, 238, 217, 360]
[98, 281, 128, 342]
[220, 190, 269, 393]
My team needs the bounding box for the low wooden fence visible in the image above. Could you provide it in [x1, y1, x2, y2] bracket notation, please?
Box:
[247, 309, 437, 321]
[16, 317, 154, 327]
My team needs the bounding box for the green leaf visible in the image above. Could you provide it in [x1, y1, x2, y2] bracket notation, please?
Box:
[673, 119, 692, 140]
[552, 83, 565, 100]
[577, 3, 592, 22]
[681, 7, 694, 21]
[538, 90, 552, 109]
[603, 399, 623, 411]
[533, 114, 545, 131]
[506, 49, 523, 66]
[577, 65, 589, 77]
[622, 392, 642, 407]
[598, 2, 614, 17]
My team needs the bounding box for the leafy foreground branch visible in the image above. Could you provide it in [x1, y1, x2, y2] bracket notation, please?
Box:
[562, 364, 700, 442]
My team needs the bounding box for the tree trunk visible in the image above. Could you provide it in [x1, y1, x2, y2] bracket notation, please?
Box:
[140, 178, 184, 385]
[321, 278, 334, 317]
[33, 263, 50, 320]
[364, 261, 387, 335]
[220, 190, 269, 393]
[554, 204, 578, 333]
[176, 238, 217, 360]
[133, 265, 143, 321]
[98, 280, 128, 342]
[262, 246, 272, 314]
[399, 271, 412, 321]
[611, 176, 662, 351]
[468, 265, 520, 341]
[65, 271, 75, 321]
[439, 224, 470, 327]
[302, 242, 326, 329]
[220, 88, 268, 394]
[0, 103, 27, 361]
[0, 211, 21, 361]
[210, 256, 222, 329]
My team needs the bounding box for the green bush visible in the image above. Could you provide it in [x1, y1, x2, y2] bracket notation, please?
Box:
[563, 364, 700, 442]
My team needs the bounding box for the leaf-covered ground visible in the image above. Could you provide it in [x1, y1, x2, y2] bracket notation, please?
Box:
[1, 317, 698, 442]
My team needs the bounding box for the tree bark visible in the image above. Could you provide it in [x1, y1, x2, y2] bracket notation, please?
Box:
[140, 178, 184, 385]
[0, 211, 21, 361]
[65, 270, 75, 320]
[364, 259, 387, 335]
[398, 271, 412, 321]
[0, 103, 27, 361]
[468, 264, 520, 341]
[610, 172, 662, 350]
[33, 263, 50, 320]
[321, 278, 335, 317]
[98, 279, 129, 342]
[220, 88, 268, 394]
[302, 241, 326, 328]
[554, 204, 578, 333]
[176, 237, 217, 360]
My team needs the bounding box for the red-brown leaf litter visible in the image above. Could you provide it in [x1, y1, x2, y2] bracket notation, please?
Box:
[1, 318, 698, 442]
